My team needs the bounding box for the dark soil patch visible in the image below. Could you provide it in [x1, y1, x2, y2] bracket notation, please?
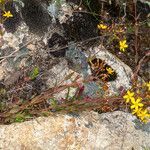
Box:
[62, 12, 99, 42]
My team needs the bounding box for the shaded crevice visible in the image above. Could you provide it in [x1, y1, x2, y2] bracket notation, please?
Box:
[21, 0, 52, 35]
[62, 12, 99, 42]
[48, 32, 68, 57]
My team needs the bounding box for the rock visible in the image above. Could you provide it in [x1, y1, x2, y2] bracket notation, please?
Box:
[46, 58, 81, 100]
[66, 43, 89, 76]
[21, 0, 52, 35]
[46, 58, 70, 88]
[62, 12, 99, 41]
[48, 0, 74, 24]
[66, 43, 105, 98]
[48, 32, 67, 57]
[65, 43, 134, 96]
[0, 111, 149, 150]
[0, 21, 39, 81]
[0, 66, 6, 81]
[4, 70, 23, 87]
[87, 45, 134, 95]
[2, 32, 20, 50]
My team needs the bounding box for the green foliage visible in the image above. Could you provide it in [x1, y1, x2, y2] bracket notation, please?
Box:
[141, 146, 150, 150]
[30, 67, 39, 80]
[15, 115, 25, 123]
[13, 112, 33, 123]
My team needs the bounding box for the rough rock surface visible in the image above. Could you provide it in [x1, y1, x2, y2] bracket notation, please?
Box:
[66, 43, 134, 97]
[87, 45, 134, 95]
[0, 111, 149, 150]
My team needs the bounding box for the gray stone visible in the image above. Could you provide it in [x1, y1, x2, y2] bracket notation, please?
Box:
[0, 111, 149, 150]
[87, 45, 134, 95]
[65, 43, 135, 97]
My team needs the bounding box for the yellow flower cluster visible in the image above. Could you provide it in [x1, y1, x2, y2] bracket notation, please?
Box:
[97, 22, 128, 52]
[123, 90, 150, 123]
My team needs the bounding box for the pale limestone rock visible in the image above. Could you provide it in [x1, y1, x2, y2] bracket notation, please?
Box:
[46, 58, 83, 100]
[0, 111, 149, 150]
[46, 58, 70, 88]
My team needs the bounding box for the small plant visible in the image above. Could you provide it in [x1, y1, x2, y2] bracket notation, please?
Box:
[97, 20, 128, 52]
[14, 115, 25, 123]
[123, 81, 150, 123]
[119, 39, 128, 52]
[0, 0, 13, 35]
[29, 66, 39, 80]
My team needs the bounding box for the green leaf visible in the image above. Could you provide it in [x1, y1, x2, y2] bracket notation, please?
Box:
[30, 67, 39, 80]
[14, 114, 25, 123]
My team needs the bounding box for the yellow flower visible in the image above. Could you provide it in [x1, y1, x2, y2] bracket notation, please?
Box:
[132, 108, 150, 123]
[97, 24, 107, 30]
[137, 109, 150, 123]
[145, 81, 150, 91]
[106, 67, 114, 75]
[130, 97, 143, 112]
[0, 0, 5, 3]
[123, 90, 134, 103]
[119, 40, 128, 52]
[132, 107, 142, 115]
[3, 11, 13, 18]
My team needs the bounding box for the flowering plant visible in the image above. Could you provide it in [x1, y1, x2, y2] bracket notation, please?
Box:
[123, 81, 150, 123]
[0, 0, 13, 35]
